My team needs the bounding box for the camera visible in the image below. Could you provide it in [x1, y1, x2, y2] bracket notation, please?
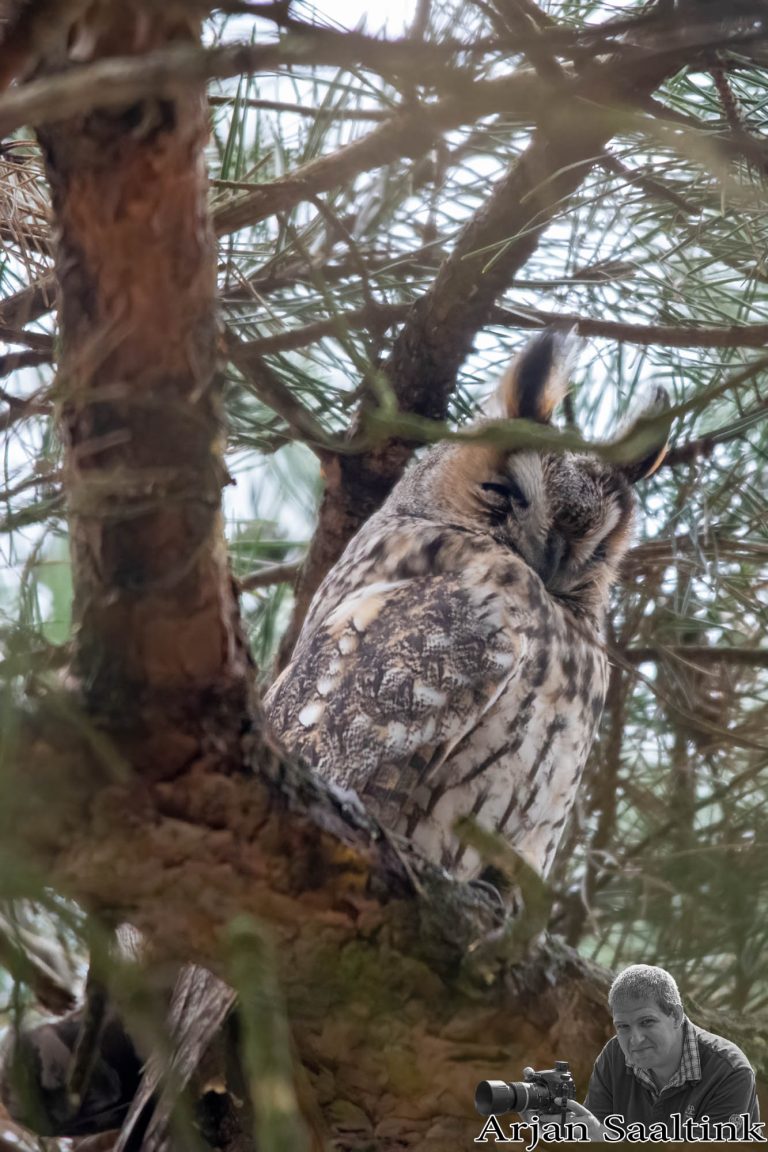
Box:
[475, 1061, 576, 1117]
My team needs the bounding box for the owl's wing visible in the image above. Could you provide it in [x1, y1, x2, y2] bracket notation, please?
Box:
[265, 570, 527, 825]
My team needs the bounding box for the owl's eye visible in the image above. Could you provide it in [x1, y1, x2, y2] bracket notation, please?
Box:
[480, 479, 530, 509]
[591, 539, 609, 563]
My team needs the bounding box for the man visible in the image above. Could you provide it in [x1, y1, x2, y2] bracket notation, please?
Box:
[563, 964, 761, 1141]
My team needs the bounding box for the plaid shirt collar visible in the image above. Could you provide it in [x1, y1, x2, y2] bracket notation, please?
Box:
[628, 1017, 701, 1096]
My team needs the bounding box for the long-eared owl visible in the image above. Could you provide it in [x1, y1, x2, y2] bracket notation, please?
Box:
[266, 332, 667, 881]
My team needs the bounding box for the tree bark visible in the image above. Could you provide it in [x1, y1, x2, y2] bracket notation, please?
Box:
[6, 692, 623, 1150]
[35, 6, 257, 775]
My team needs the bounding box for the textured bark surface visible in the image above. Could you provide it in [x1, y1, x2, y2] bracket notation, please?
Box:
[36, 6, 256, 768]
[8, 702, 617, 1150]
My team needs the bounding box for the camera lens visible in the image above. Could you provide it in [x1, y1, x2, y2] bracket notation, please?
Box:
[476, 1081, 544, 1115]
[476, 1081, 517, 1116]
[475, 1080, 556, 1116]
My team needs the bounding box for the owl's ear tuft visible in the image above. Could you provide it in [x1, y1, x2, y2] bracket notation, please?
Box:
[499, 327, 580, 424]
[620, 385, 671, 484]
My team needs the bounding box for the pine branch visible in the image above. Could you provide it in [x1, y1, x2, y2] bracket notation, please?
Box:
[238, 560, 301, 591]
[280, 48, 683, 662]
[225, 328, 335, 451]
[209, 94, 389, 121]
[239, 302, 768, 356]
[213, 71, 541, 236]
[0, 35, 513, 142]
[624, 645, 768, 668]
[0, 325, 54, 354]
[664, 398, 768, 467]
[0, 348, 51, 376]
[0, 275, 55, 329]
[0, 385, 51, 430]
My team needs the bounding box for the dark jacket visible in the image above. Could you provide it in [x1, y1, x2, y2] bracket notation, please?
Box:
[585, 1021, 759, 1137]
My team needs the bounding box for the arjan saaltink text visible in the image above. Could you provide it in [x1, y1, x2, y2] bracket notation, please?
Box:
[474, 1111, 767, 1148]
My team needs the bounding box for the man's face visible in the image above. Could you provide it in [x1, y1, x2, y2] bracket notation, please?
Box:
[611, 996, 683, 1079]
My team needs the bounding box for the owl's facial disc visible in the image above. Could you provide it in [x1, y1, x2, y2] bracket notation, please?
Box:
[477, 452, 636, 612]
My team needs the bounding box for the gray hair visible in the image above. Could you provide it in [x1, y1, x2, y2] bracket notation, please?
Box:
[608, 964, 684, 1023]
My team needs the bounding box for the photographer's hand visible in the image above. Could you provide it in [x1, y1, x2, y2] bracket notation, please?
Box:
[558, 1100, 608, 1142]
[517, 1107, 583, 1140]
[517, 1101, 607, 1142]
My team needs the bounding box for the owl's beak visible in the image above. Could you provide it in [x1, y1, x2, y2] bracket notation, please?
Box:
[539, 530, 567, 585]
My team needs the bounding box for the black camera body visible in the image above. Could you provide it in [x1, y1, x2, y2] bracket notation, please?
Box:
[475, 1060, 576, 1118]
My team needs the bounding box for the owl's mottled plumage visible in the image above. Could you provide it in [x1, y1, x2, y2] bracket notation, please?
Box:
[266, 332, 666, 880]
